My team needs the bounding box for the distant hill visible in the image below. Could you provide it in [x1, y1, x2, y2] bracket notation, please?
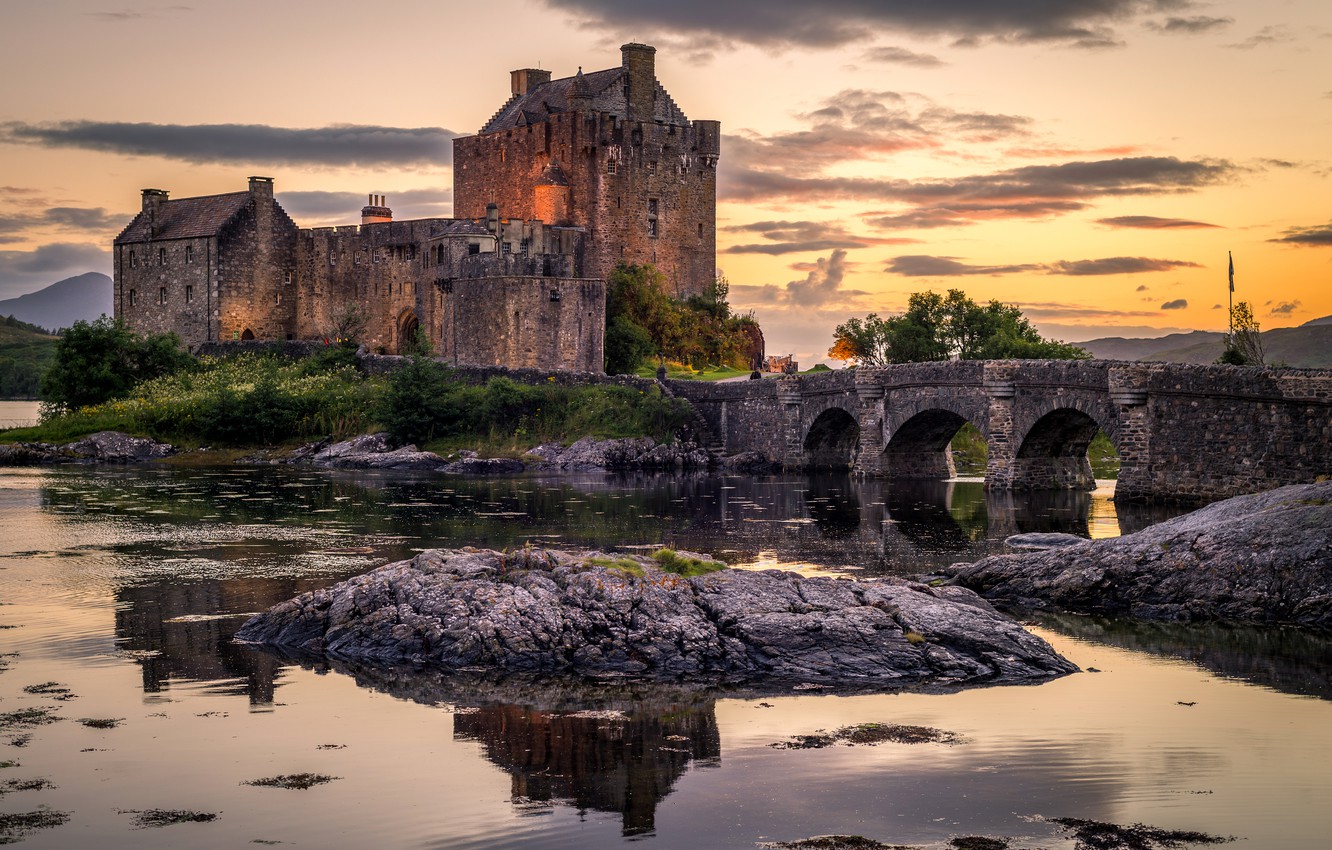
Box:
[0, 315, 58, 398]
[0, 272, 113, 332]
[1082, 324, 1332, 368]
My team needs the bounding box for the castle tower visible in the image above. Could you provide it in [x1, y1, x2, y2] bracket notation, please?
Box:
[452, 44, 719, 298]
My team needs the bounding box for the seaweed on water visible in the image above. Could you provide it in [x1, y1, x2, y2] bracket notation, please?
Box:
[0, 808, 71, 844]
[0, 708, 62, 731]
[0, 777, 56, 796]
[951, 838, 1009, 850]
[120, 808, 219, 828]
[76, 717, 124, 729]
[771, 722, 965, 749]
[22, 683, 76, 701]
[759, 837, 908, 850]
[1050, 817, 1234, 850]
[243, 773, 339, 790]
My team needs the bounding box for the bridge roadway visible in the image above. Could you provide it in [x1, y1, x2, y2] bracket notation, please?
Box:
[669, 360, 1332, 503]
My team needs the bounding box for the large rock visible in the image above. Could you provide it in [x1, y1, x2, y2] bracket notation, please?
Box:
[948, 482, 1332, 628]
[298, 433, 449, 470]
[236, 548, 1076, 687]
[530, 437, 710, 470]
[0, 430, 174, 465]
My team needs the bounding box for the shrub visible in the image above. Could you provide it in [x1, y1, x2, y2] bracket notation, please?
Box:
[41, 317, 193, 411]
[652, 548, 725, 576]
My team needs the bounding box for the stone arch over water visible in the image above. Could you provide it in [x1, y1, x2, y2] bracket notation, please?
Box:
[802, 407, 860, 470]
[883, 407, 985, 480]
[1011, 405, 1109, 490]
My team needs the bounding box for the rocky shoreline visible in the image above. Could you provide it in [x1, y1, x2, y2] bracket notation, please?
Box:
[948, 481, 1332, 629]
[0, 430, 175, 465]
[236, 547, 1077, 688]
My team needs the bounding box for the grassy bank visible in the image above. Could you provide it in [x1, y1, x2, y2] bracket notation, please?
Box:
[0, 353, 694, 454]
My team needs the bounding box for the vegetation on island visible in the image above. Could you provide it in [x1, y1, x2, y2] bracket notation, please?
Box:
[829, 290, 1088, 365]
[605, 263, 761, 376]
[1218, 301, 1264, 366]
[2, 316, 693, 454]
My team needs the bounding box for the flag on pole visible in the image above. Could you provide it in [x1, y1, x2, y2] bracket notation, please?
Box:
[1228, 251, 1234, 292]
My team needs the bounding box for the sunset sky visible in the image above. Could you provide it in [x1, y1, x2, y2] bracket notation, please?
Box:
[2, 0, 1329, 361]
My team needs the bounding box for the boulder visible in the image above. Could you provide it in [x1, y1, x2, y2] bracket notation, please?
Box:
[948, 482, 1332, 628]
[302, 433, 449, 470]
[237, 547, 1076, 687]
[0, 431, 174, 465]
[1004, 532, 1089, 551]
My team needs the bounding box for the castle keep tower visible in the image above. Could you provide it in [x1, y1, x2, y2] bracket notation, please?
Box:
[452, 44, 720, 298]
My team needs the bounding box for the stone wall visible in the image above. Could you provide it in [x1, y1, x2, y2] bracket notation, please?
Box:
[436, 276, 605, 372]
[215, 188, 299, 343]
[115, 235, 218, 347]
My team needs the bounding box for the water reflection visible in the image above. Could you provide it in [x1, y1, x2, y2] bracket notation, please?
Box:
[1035, 612, 1332, 700]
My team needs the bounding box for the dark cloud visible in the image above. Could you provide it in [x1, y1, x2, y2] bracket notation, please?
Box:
[1046, 256, 1201, 275]
[1269, 222, 1332, 246]
[0, 243, 111, 300]
[0, 206, 129, 241]
[1270, 300, 1301, 315]
[884, 255, 1043, 277]
[1213, 304, 1222, 309]
[867, 201, 1086, 229]
[722, 220, 913, 254]
[0, 121, 456, 168]
[862, 46, 945, 67]
[1097, 214, 1220, 229]
[1137, 284, 1149, 291]
[1161, 298, 1188, 310]
[1148, 16, 1233, 34]
[540, 0, 1185, 49]
[885, 254, 1199, 277]
[277, 188, 453, 222]
[1016, 301, 1165, 320]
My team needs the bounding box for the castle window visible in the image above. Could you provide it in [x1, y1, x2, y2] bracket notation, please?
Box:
[330, 253, 336, 265]
[129, 251, 137, 268]
[354, 253, 361, 265]
[648, 199, 658, 215]
[468, 243, 480, 255]
[606, 160, 617, 175]
[698, 223, 704, 238]
[502, 241, 512, 255]
[520, 238, 530, 256]
[647, 161, 657, 174]
[284, 270, 293, 284]
[373, 252, 380, 264]
[129, 288, 137, 306]
[158, 247, 166, 266]
[185, 245, 194, 264]
[158, 286, 167, 305]
[647, 218, 658, 238]
[275, 292, 281, 305]
[185, 285, 193, 302]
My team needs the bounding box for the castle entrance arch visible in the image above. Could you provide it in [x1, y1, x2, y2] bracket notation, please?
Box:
[240, 328, 255, 341]
[397, 310, 420, 355]
[802, 407, 859, 471]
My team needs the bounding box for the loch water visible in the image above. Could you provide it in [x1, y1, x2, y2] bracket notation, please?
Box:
[0, 464, 1329, 849]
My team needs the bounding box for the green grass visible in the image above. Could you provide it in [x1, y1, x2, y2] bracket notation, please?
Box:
[651, 548, 725, 576]
[634, 362, 751, 381]
[585, 556, 645, 577]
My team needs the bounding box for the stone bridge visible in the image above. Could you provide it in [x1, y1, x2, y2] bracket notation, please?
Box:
[669, 360, 1332, 503]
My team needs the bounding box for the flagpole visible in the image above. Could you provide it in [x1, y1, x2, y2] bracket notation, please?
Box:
[1227, 251, 1234, 345]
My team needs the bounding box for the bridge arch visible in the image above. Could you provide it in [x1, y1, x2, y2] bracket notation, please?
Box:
[1008, 398, 1118, 490]
[802, 405, 860, 471]
[882, 396, 989, 480]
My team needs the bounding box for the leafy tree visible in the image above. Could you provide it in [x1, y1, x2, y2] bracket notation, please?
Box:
[829, 290, 1088, 365]
[40, 317, 193, 410]
[1218, 302, 1264, 366]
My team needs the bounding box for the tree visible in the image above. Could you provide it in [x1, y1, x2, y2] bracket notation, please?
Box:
[1218, 301, 1263, 366]
[40, 317, 193, 410]
[829, 290, 1088, 365]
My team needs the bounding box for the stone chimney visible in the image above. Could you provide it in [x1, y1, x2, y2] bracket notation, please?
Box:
[511, 68, 552, 96]
[141, 189, 168, 238]
[248, 176, 274, 198]
[361, 194, 392, 225]
[621, 43, 656, 121]
[485, 203, 500, 237]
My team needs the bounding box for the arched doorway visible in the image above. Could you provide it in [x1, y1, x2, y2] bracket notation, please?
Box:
[803, 407, 859, 471]
[397, 311, 421, 355]
[240, 328, 255, 341]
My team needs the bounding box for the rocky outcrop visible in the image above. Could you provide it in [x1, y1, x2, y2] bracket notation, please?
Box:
[291, 433, 450, 470]
[0, 431, 174, 465]
[237, 547, 1076, 687]
[948, 482, 1332, 628]
[528, 437, 710, 470]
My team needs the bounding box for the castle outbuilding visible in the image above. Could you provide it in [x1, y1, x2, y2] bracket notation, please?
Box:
[112, 44, 717, 373]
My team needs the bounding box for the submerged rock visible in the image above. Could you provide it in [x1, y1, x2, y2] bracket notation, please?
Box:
[949, 482, 1332, 628]
[0, 431, 174, 466]
[299, 433, 449, 470]
[531, 437, 711, 470]
[237, 547, 1076, 687]
[1004, 532, 1088, 551]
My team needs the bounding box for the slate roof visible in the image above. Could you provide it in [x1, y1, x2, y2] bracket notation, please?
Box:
[480, 66, 689, 133]
[115, 192, 251, 244]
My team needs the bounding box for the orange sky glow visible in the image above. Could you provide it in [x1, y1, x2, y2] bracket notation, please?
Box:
[2, 0, 1329, 360]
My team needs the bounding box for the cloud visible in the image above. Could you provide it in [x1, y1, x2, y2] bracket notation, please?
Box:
[885, 255, 1043, 276]
[277, 188, 453, 222]
[0, 121, 457, 168]
[1270, 300, 1301, 315]
[1017, 302, 1167, 320]
[0, 206, 130, 242]
[724, 154, 1237, 222]
[1148, 16, 1233, 34]
[1161, 298, 1188, 310]
[731, 249, 870, 309]
[0, 242, 111, 300]
[722, 220, 914, 254]
[86, 6, 193, 22]
[1096, 214, 1220, 229]
[884, 254, 1200, 277]
[1269, 221, 1332, 246]
[540, 0, 1185, 49]
[1046, 256, 1201, 275]
[862, 46, 945, 67]
[1224, 25, 1296, 50]
[867, 201, 1086, 229]
[1137, 284, 1149, 291]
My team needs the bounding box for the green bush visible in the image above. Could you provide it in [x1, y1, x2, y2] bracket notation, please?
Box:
[652, 548, 725, 576]
[41, 317, 193, 411]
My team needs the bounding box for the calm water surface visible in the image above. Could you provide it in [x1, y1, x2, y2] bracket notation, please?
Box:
[0, 464, 1328, 849]
[0, 400, 40, 429]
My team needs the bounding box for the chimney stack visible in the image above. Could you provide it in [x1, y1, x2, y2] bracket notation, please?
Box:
[510, 68, 552, 96]
[620, 43, 656, 121]
[361, 194, 392, 225]
[248, 176, 274, 198]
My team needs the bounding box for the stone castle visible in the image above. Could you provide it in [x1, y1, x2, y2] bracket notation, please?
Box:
[112, 44, 719, 372]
